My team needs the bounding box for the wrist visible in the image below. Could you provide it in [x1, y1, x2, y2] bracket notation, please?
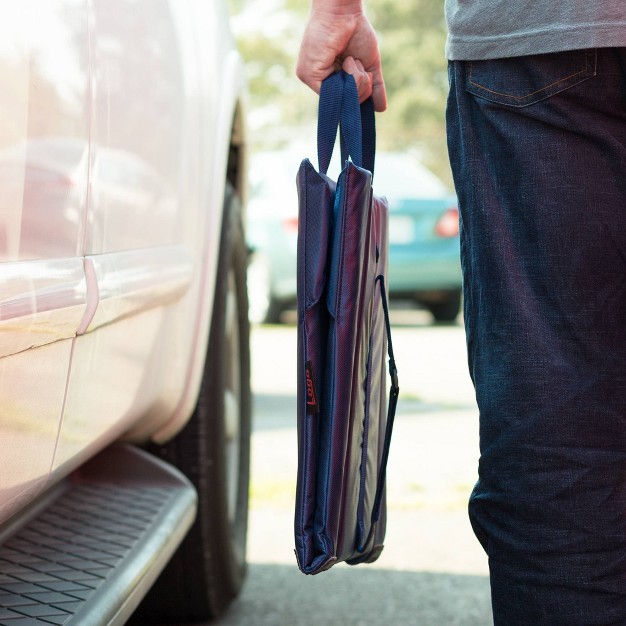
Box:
[310, 0, 364, 17]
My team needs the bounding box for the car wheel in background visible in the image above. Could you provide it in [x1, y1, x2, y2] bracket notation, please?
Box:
[247, 251, 284, 324]
[425, 290, 462, 324]
[135, 184, 251, 623]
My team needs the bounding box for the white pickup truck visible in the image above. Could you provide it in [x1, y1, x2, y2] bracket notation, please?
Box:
[0, 1, 250, 624]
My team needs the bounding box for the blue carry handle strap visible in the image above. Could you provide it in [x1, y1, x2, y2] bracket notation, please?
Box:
[359, 96, 376, 175]
[338, 74, 363, 168]
[318, 71, 344, 175]
[317, 71, 376, 176]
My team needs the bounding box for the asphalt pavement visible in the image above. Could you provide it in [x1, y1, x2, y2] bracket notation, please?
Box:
[214, 308, 493, 626]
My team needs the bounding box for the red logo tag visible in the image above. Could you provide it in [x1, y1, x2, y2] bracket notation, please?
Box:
[305, 361, 319, 414]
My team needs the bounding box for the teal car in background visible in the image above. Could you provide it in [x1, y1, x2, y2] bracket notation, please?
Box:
[246, 150, 300, 324]
[379, 152, 462, 323]
[247, 150, 462, 324]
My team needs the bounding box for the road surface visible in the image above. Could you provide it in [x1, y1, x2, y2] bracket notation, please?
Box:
[214, 310, 493, 626]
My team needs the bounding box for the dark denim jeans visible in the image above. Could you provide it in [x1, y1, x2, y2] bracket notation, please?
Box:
[447, 49, 626, 625]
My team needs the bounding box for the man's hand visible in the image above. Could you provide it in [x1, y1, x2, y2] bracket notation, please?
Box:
[296, 0, 387, 112]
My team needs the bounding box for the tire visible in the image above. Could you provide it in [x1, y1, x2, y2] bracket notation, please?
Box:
[247, 251, 284, 324]
[135, 184, 251, 622]
[427, 290, 462, 323]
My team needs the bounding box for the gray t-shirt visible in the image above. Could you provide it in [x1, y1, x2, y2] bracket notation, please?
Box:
[445, 2, 626, 60]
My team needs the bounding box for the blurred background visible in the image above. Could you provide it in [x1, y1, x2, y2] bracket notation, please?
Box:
[215, 1, 492, 624]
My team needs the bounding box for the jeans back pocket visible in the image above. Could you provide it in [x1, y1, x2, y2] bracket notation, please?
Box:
[466, 49, 597, 107]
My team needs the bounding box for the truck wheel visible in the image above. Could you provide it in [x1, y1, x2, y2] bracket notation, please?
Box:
[135, 184, 251, 622]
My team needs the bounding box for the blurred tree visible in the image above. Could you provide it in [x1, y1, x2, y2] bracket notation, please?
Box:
[368, 0, 450, 182]
[229, 0, 452, 185]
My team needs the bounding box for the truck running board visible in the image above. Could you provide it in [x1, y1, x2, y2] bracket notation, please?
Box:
[0, 444, 197, 626]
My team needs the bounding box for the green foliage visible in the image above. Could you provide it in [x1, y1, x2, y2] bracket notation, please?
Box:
[369, 0, 450, 181]
[229, 0, 452, 185]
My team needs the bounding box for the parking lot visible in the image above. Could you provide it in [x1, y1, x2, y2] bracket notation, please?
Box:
[212, 309, 493, 626]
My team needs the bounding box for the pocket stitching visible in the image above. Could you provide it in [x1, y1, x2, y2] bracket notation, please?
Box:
[467, 49, 596, 105]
